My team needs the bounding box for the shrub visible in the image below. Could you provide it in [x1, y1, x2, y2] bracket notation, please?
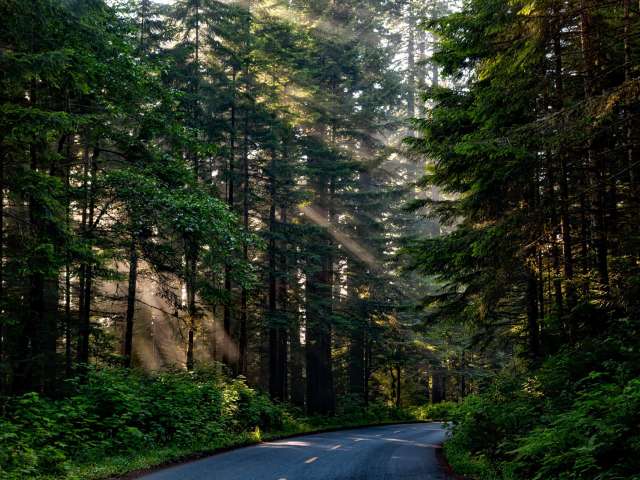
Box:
[412, 401, 458, 421]
[444, 345, 640, 480]
[0, 366, 276, 478]
[0, 366, 430, 479]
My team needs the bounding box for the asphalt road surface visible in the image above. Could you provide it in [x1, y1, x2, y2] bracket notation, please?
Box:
[138, 422, 450, 480]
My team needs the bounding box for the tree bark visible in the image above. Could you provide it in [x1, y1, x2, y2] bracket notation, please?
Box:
[223, 69, 237, 368]
[123, 236, 138, 368]
[0, 143, 5, 393]
[185, 240, 198, 371]
[526, 266, 540, 360]
[289, 311, 305, 407]
[580, 0, 609, 292]
[239, 97, 250, 377]
[78, 147, 97, 367]
[395, 364, 401, 408]
[407, 1, 415, 119]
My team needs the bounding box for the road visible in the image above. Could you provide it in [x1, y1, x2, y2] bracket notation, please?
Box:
[138, 422, 450, 480]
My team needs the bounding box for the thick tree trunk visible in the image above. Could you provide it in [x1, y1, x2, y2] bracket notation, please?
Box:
[65, 262, 72, 377]
[407, 2, 415, 119]
[395, 364, 401, 408]
[268, 173, 281, 398]
[459, 353, 467, 399]
[223, 71, 237, 369]
[364, 326, 372, 407]
[78, 147, 97, 367]
[526, 267, 540, 360]
[237, 0, 253, 378]
[239, 104, 250, 376]
[0, 144, 4, 393]
[193, 0, 200, 177]
[289, 312, 305, 407]
[268, 153, 287, 401]
[64, 135, 73, 378]
[552, 16, 577, 314]
[304, 129, 335, 413]
[348, 322, 366, 404]
[580, 1, 610, 292]
[123, 236, 138, 368]
[305, 260, 335, 414]
[185, 242, 197, 371]
[431, 369, 446, 404]
[623, 0, 638, 191]
[279, 206, 289, 398]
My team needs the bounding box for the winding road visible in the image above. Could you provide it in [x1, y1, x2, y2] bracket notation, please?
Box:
[138, 422, 450, 480]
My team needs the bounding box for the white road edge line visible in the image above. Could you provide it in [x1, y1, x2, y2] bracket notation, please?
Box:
[330, 444, 341, 450]
[305, 457, 319, 464]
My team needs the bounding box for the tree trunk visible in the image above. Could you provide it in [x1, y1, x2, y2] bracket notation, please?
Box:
[123, 236, 138, 368]
[0, 143, 5, 393]
[268, 164, 280, 398]
[185, 241, 198, 371]
[526, 267, 540, 360]
[289, 312, 305, 407]
[624, 0, 636, 185]
[364, 325, 372, 407]
[431, 369, 446, 404]
[348, 321, 366, 404]
[279, 206, 289, 398]
[407, 1, 415, 119]
[268, 151, 287, 401]
[223, 70, 237, 368]
[305, 260, 335, 414]
[304, 132, 335, 414]
[580, 0, 609, 292]
[78, 147, 97, 367]
[395, 364, 401, 408]
[239, 102, 250, 377]
[64, 135, 73, 378]
[552, 14, 577, 314]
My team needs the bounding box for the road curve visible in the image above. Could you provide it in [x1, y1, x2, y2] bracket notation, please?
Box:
[138, 422, 450, 480]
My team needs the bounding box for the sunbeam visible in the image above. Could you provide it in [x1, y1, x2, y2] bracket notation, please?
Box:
[300, 205, 379, 270]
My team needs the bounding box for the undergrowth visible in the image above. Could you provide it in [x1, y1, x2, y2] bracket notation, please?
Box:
[0, 366, 428, 480]
[443, 319, 640, 480]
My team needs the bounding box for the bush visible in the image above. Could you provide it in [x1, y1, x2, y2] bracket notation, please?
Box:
[0, 366, 291, 479]
[444, 344, 640, 480]
[412, 401, 458, 421]
[512, 377, 640, 480]
[0, 366, 421, 480]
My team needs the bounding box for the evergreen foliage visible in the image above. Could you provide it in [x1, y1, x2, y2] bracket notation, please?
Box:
[405, 0, 640, 478]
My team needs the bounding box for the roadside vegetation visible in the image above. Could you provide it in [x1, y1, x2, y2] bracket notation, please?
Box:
[0, 366, 439, 480]
[443, 334, 640, 480]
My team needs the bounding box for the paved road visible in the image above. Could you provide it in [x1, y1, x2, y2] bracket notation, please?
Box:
[138, 423, 450, 480]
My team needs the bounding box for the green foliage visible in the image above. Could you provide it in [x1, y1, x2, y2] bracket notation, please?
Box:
[444, 333, 640, 480]
[0, 367, 421, 480]
[0, 367, 288, 479]
[411, 401, 458, 421]
[407, 1, 640, 477]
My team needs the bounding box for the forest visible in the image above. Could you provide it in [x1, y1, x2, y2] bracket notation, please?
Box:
[1, 0, 640, 479]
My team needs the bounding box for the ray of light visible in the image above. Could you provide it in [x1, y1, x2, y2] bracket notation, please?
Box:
[300, 205, 378, 269]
